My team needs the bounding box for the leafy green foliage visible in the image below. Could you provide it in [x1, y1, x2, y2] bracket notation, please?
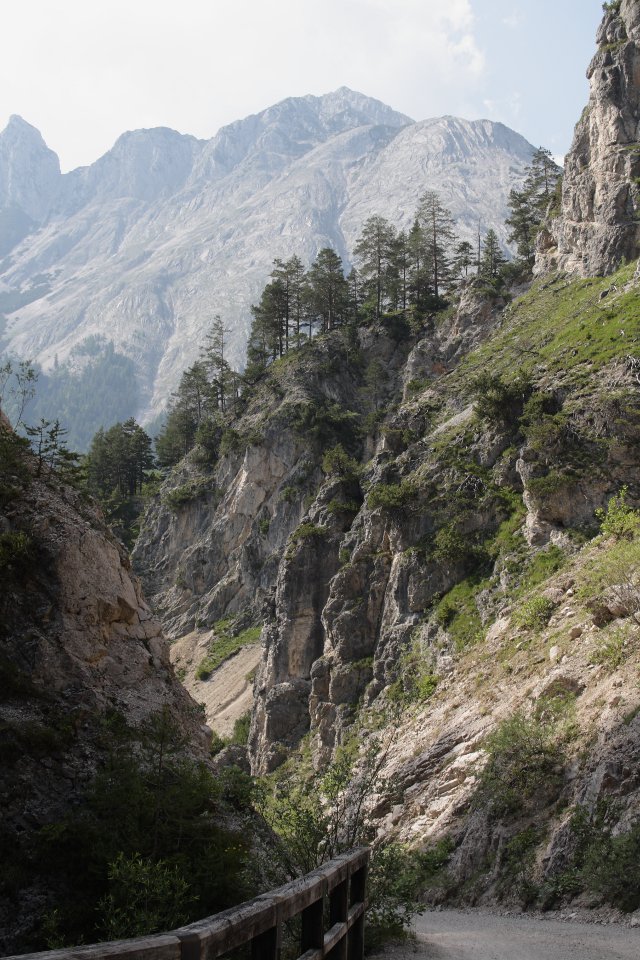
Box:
[435, 576, 487, 650]
[34, 709, 251, 947]
[470, 369, 532, 424]
[512, 595, 554, 631]
[98, 853, 194, 939]
[0, 530, 34, 584]
[387, 638, 438, 704]
[322, 444, 360, 479]
[596, 486, 640, 540]
[260, 732, 422, 948]
[367, 479, 418, 511]
[479, 712, 565, 816]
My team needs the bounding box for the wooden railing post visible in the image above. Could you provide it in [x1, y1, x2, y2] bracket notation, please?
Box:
[252, 922, 280, 960]
[328, 875, 349, 960]
[300, 893, 324, 954]
[347, 860, 368, 960]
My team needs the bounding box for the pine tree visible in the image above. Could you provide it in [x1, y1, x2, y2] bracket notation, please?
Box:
[353, 216, 396, 319]
[306, 248, 349, 333]
[478, 229, 506, 282]
[452, 240, 475, 280]
[506, 147, 562, 267]
[416, 191, 457, 302]
[202, 316, 232, 412]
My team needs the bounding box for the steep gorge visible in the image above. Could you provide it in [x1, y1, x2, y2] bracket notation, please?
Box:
[134, 0, 640, 914]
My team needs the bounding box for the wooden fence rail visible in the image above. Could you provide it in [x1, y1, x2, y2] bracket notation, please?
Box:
[7, 848, 370, 960]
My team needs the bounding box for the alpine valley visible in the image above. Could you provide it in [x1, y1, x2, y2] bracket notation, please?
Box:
[2, 1, 640, 958]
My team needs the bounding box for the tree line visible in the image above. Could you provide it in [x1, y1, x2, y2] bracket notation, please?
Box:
[1, 146, 561, 518]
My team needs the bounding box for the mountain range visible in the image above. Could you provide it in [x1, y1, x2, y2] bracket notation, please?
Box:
[0, 88, 536, 430]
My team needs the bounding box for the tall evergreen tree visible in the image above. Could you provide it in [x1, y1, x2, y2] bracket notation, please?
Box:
[306, 248, 349, 333]
[478, 229, 506, 282]
[353, 215, 396, 319]
[416, 191, 457, 302]
[506, 147, 562, 267]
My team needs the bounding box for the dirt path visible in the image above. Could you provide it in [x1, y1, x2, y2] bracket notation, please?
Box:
[379, 910, 639, 960]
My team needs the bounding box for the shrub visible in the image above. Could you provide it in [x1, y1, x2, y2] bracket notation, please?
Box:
[479, 712, 564, 816]
[512, 595, 554, 631]
[230, 710, 251, 746]
[321, 444, 360, 479]
[582, 822, 640, 912]
[435, 577, 486, 650]
[98, 853, 194, 939]
[589, 628, 629, 670]
[326, 498, 359, 516]
[596, 486, 640, 540]
[0, 530, 33, 582]
[35, 708, 251, 948]
[388, 638, 438, 705]
[289, 522, 327, 545]
[367, 480, 417, 511]
[470, 369, 532, 424]
[162, 479, 214, 511]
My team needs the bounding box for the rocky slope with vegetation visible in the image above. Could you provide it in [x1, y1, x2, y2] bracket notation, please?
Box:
[0, 425, 255, 955]
[133, 0, 640, 921]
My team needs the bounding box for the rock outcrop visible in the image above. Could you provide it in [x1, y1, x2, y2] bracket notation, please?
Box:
[536, 0, 640, 276]
[0, 442, 209, 952]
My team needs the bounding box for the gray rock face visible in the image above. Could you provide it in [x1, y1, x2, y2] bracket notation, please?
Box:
[0, 445, 210, 951]
[0, 115, 61, 222]
[0, 89, 534, 422]
[536, 0, 640, 276]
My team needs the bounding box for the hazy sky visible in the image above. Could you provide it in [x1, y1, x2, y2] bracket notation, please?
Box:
[1, 0, 603, 172]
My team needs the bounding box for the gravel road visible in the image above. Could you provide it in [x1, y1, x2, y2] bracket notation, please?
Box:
[377, 909, 640, 960]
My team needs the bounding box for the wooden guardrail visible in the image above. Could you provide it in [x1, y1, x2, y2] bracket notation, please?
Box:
[8, 848, 370, 960]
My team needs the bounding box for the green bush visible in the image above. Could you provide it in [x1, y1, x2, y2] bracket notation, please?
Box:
[596, 486, 640, 540]
[470, 369, 532, 424]
[34, 708, 251, 948]
[582, 822, 640, 912]
[512, 595, 554, 631]
[230, 710, 251, 746]
[162, 479, 214, 511]
[435, 577, 486, 650]
[479, 712, 564, 816]
[0, 530, 33, 582]
[388, 638, 438, 705]
[98, 853, 194, 939]
[321, 444, 360, 479]
[367, 480, 417, 511]
[326, 498, 360, 516]
[290, 522, 327, 545]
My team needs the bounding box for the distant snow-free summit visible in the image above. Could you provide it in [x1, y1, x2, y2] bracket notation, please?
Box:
[0, 88, 535, 426]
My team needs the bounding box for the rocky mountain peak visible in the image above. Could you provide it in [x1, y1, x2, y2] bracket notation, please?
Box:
[0, 113, 61, 221]
[535, 0, 640, 276]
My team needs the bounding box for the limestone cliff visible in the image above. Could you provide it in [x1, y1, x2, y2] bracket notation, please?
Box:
[0, 438, 210, 952]
[537, 0, 640, 276]
[136, 260, 640, 911]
